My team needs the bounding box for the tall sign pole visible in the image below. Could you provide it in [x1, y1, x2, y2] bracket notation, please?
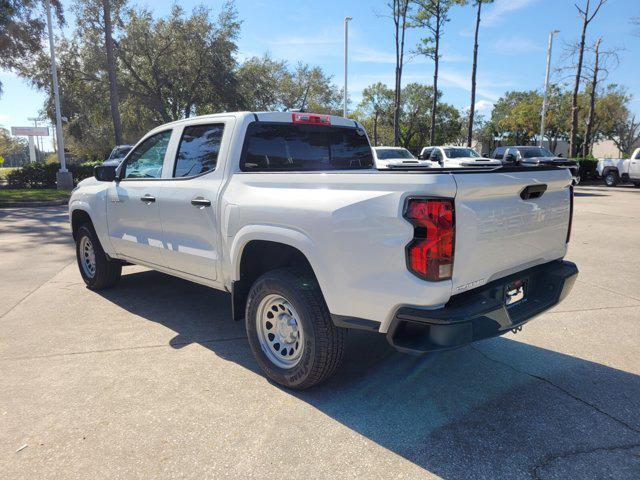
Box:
[45, 0, 73, 188]
[539, 30, 559, 148]
[343, 16, 352, 118]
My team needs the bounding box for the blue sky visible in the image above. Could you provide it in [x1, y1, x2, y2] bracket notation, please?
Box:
[1, 0, 639, 146]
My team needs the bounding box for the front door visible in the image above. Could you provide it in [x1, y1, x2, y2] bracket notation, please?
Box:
[107, 130, 172, 266]
[630, 150, 640, 180]
[157, 120, 231, 280]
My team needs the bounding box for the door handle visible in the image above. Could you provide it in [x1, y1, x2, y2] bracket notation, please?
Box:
[140, 194, 156, 203]
[191, 197, 211, 207]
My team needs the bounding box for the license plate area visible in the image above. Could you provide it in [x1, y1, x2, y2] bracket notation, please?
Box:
[505, 279, 527, 307]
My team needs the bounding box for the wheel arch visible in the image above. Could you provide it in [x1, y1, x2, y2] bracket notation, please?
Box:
[71, 207, 94, 240]
[229, 226, 328, 321]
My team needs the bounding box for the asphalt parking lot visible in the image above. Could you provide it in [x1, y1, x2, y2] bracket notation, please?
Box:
[1, 184, 639, 479]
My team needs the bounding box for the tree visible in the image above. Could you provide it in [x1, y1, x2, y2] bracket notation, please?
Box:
[115, 3, 241, 122]
[354, 82, 394, 146]
[569, 0, 607, 157]
[72, 0, 127, 145]
[466, 0, 493, 147]
[0, 0, 64, 96]
[611, 115, 640, 156]
[491, 90, 543, 145]
[237, 56, 342, 114]
[354, 82, 464, 151]
[389, 0, 412, 146]
[413, 0, 464, 145]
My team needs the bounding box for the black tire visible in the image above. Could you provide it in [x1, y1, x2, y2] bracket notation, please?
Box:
[604, 171, 619, 187]
[633, 182, 640, 188]
[245, 269, 345, 389]
[75, 224, 122, 289]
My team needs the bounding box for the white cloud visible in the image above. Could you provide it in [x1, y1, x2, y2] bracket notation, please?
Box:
[474, 100, 494, 111]
[0, 114, 10, 123]
[489, 36, 542, 55]
[439, 70, 500, 101]
[352, 47, 396, 64]
[483, 0, 538, 27]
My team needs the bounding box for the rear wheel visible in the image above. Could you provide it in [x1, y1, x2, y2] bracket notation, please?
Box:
[604, 171, 619, 187]
[75, 224, 122, 289]
[245, 269, 344, 389]
[633, 182, 640, 188]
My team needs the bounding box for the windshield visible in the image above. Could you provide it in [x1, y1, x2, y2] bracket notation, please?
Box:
[519, 147, 553, 158]
[443, 148, 480, 158]
[375, 148, 415, 160]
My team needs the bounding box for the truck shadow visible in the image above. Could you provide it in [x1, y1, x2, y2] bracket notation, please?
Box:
[97, 268, 640, 479]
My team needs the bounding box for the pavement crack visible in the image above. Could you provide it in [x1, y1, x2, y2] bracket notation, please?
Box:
[529, 443, 640, 480]
[548, 304, 640, 314]
[470, 345, 640, 435]
[577, 280, 640, 303]
[0, 335, 248, 362]
[0, 260, 75, 320]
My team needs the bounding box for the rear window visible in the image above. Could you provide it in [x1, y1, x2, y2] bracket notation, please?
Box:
[240, 123, 373, 171]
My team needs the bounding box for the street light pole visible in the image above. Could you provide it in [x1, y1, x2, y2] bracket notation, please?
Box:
[539, 29, 559, 148]
[343, 16, 352, 118]
[45, 0, 73, 188]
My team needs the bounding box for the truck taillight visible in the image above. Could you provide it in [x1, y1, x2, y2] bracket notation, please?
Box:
[404, 198, 455, 281]
[292, 113, 331, 125]
[567, 185, 574, 243]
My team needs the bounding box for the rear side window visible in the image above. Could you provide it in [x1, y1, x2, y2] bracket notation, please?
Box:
[493, 147, 505, 159]
[174, 124, 224, 177]
[241, 123, 373, 171]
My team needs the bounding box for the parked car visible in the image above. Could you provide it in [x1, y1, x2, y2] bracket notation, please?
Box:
[419, 146, 502, 168]
[373, 146, 437, 169]
[70, 111, 578, 389]
[596, 148, 640, 187]
[103, 145, 133, 167]
[491, 146, 580, 184]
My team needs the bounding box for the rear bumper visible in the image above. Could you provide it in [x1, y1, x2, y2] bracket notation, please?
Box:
[387, 260, 578, 354]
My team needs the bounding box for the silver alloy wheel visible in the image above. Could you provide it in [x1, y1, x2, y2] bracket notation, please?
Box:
[79, 235, 97, 278]
[256, 294, 305, 369]
[605, 173, 615, 186]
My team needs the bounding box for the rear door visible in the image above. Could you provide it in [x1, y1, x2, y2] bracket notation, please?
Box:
[156, 118, 234, 280]
[451, 168, 572, 293]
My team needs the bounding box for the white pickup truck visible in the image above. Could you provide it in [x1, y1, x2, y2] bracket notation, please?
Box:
[69, 111, 578, 389]
[597, 147, 640, 187]
[419, 146, 502, 168]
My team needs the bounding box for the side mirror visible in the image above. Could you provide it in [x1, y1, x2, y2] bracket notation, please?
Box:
[504, 153, 516, 163]
[94, 165, 117, 182]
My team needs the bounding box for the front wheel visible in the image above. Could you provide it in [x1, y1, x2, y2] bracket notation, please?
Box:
[75, 224, 122, 289]
[245, 269, 344, 389]
[604, 171, 619, 187]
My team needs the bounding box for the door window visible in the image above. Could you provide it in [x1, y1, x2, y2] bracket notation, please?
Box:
[123, 130, 172, 179]
[174, 124, 225, 177]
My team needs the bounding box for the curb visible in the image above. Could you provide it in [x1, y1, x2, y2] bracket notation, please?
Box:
[0, 199, 69, 208]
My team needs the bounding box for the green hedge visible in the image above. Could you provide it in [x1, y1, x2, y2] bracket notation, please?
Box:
[6, 161, 101, 189]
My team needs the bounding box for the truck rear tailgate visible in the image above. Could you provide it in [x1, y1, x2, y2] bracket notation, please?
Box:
[451, 169, 571, 294]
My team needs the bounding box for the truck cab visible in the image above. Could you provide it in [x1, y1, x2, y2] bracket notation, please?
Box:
[597, 148, 640, 187]
[419, 146, 502, 168]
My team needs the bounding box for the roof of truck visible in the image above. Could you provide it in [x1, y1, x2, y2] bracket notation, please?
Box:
[155, 111, 362, 129]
